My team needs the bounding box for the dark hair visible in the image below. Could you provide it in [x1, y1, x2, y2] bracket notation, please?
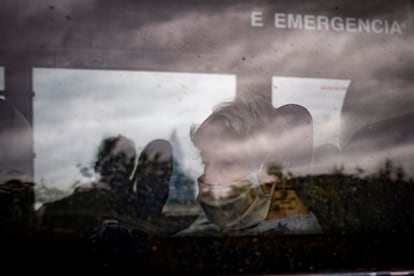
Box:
[94, 135, 136, 180]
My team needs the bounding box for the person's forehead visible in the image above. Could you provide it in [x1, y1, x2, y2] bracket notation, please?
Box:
[199, 138, 253, 161]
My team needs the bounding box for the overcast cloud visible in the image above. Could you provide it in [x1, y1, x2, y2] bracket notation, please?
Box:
[33, 69, 235, 189]
[1, 0, 413, 189]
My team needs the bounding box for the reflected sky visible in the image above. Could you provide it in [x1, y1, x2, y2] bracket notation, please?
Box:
[33, 69, 235, 190]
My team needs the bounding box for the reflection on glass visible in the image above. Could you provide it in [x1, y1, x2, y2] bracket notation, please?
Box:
[27, 70, 414, 238]
[271, 75, 414, 180]
[0, 98, 32, 183]
[177, 98, 323, 236]
[33, 68, 235, 209]
[0, 66, 4, 99]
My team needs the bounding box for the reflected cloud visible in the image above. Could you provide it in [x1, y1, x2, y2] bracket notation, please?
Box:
[33, 69, 235, 190]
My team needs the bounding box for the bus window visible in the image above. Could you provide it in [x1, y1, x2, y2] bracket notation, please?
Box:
[33, 68, 235, 211]
[0, 0, 413, 274]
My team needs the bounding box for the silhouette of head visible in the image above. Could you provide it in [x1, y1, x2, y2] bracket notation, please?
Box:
[94, 135, 136, 190]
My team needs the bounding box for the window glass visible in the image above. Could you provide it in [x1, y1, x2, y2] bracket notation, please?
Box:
[1, 0, 413, 274]
[33, 68, 235, 210]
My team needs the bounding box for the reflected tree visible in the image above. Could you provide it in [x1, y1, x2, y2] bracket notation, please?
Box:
[294, 159, 414, 233]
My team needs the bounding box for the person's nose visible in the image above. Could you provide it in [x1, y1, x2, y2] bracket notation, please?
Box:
[198, 164, 222, 185]
[197, 174, 206, 184]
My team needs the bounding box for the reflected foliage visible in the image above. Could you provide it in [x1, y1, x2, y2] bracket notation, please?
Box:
[1, 155, 414, 275]
[0, 179, 35, 236]
[294, 160, 414, 233]
[1, 158, 414, 237]
[34, 180, 72, 207]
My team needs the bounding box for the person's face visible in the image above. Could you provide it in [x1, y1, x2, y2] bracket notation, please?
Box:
[197, 138, 261, 186]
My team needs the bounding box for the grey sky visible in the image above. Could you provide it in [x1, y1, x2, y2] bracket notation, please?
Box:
[33, 68, 235, 189]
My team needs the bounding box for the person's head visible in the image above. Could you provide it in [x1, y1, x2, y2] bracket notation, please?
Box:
[94, 135, 136, 185]
[190, 97, 286, 229]
[191, 97, 285, 186]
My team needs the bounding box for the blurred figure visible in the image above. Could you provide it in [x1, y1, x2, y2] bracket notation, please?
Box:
[176, 97, 321, 236]
[36, 134, 139, 234]
[0, 179, 35, 236]
[76, 135, 137, 207]
[134, 139, 172, 221]
[273, 104, 314, 173]
[132, 138, 198, 236]
[36, 134, 195, 237]
[0, 99, 35, 237]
